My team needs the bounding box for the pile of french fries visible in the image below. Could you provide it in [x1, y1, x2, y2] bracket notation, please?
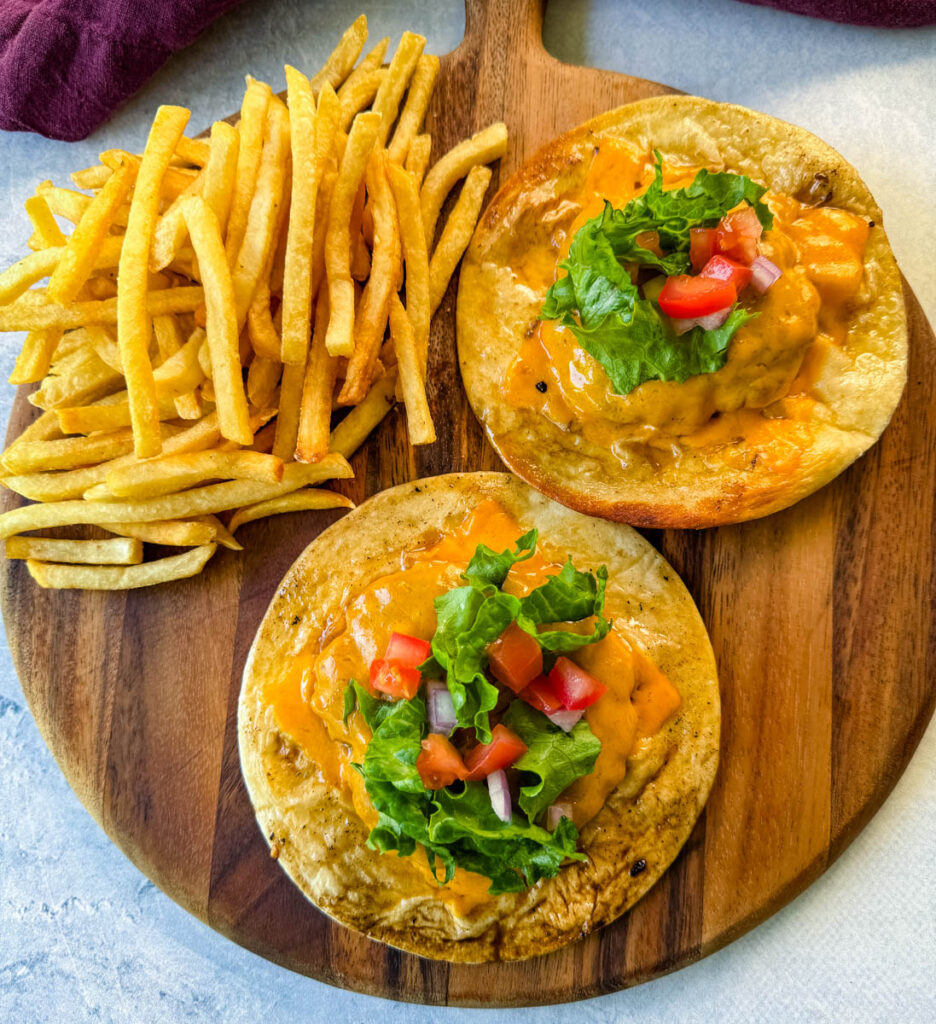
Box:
[0, 15, 507, 590]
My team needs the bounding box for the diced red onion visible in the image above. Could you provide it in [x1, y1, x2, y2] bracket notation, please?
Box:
[671, 306, 732, 334]
[487, 769, 512, 823]
[547, 802, 573, 831]
[426, 680, 456, 734]
[546, 708, 584, 732]
[750, 255, 782, 293]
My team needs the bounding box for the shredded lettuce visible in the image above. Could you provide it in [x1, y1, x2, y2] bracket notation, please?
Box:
[541, 154, 771, 396]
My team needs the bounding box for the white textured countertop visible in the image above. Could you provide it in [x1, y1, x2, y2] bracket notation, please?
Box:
[0, 1, 933, 1020]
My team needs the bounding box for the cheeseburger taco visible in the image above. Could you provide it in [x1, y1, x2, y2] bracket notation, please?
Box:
[238, 473, 719, 962]
[457, 96, 907, 527]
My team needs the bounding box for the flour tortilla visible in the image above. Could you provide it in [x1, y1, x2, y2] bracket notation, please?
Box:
[457, 96, 907, 527]
[239, 472, 719, 962]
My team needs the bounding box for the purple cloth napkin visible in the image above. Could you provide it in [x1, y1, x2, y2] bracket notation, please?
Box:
[739, 0, 936, 26]
[0, 0, 246, 141]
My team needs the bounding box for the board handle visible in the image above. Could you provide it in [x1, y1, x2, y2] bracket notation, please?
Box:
[460, 0, 548, 61]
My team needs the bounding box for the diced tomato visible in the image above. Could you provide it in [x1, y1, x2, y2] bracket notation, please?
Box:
[700, 254, 753, 294]
[715, 206, 763, 265]
[384, 631, 432, 669]
[547, 657, 608, 710]
[417, 733, 467, 789]
[464, 724, 528, 781]
[658, 275, 737, 318]
[518, 675, 564, 714]
[369, 658, 422, 700]
[488, 623, 543, 693]
[635, 229, 663, 258]
[689, 228, 717, 272]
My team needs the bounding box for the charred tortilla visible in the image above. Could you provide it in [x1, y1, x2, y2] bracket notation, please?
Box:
[238, 472, 719, 962]
[457, 96, 907, 527]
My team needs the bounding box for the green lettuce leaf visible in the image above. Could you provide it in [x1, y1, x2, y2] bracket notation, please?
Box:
[541, 154, 770, 397]
[502, 701, 601, 821]
[463, 528, 537, 588]
[519, 560, 610, 653]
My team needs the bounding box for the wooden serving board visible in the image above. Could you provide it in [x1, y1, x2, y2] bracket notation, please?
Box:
[2, 0, 934, 1006]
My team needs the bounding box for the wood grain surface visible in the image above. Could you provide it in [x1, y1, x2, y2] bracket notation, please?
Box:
[2, 0, 935, 1006]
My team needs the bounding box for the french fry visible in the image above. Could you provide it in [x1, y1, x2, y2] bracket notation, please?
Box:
[200, 121, 240, 240]
[2, 409, 63, 451]
[388, 294, 434, 444]
[29, 346, 122, 410]
[324, 111, 381, 357]
[229, 489, 353, 532]
[24, 195, 66, 249]
[152, 325, 205, 398]
[0, 455, 352, 540]
[26, 544, 217, 590]
[281, 75, 339, 366]
[48, 158, 137, 306]
[310, 14, 368, 97]
[329, 372, 397, 458]
[250, 420, 277, 454]
[1, 411, 224, 502]
[429, 164, 492, 315]
[225, 76, 272, 265]
[6, 536, 143, 565]
[50, 328, 92, 362]
[106, 520, 217, 546]
[9, 329, 63, 386]
[2, 428, 136, 473]
[55, 391, 179, 434]
[150, 172, 205, 273]
[371, 32, 425, 147]
[181, 195, 251, 444]
[405, 134, 432, 188]
[0, 286, 204, 332]
[118, 105, 190, 458]
[387, 55, 439, 166]
[337, 69, 386, 132]
[154, 314, 202, 419]
[349, 180, 370, 281]
[386, 162, 430, 374]
[247, 355, 281, 409]
[296, 292, 338, 462]
[175, 136, 211, 167]
[420, 122, 507, 246]
[272, 360, 306, 461]
[231, 98, 291, 329]
[307, 169, 336, 309]
[246, 280, 281, 360]
[105, 450, 285, 499]
[199, 514, 242, 550]
[71, 164, 113, 190]
[339, 151, 399, 405]
[0, 238, 125, 303]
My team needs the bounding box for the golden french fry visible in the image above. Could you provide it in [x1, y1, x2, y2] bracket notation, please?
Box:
[389, 294, 434, 444]
[246, 280, 280, 360]
[118, 105, 191, 458]
[421, 122, 507, 246]
[324, 111, 381, 357]
[387, 54, 439, 165]
[308, 168, 336, 308]
[0, 285, 203, 332]
[1, 411, 224, 502]
[2, 411, 63, 455]
[201, 121, 240, 240]
[105, 519, 218, 546]
[152, 325, 205, 398]
[0, 455, 352, 540]
[105, 450, 285, 499]
[175, 136, 211, 166]
[310, 15, 368, 96]
[371, 32, 425, 147]
[150, 173, 205, 272]
[55, 391, 179, 434]
[339, 151, 399, 405]
[48, 158, 137, 306]
[37, 185, 91, 225]
[337, 69, 386, 131]
[200, 514, 241, 550]
[9, 328, 63, 386]
[226, 76, 272, 265]
[429, 164, 492, 314]
[386, 162, 430, 375]
[2, 428, 135, 473]
[154, 315, 202, 419]
[71, 164, 112, 189]
[329, 372, 397, 458]
[405, 133, 432, 188]
[26, 543, 217, 590]
[231, 98, 291, 329]
[296, 292, 337, 462]
[84, 323, 124, 372]
[246, 354, 281, 409]
[250, 420, 277, 454]
[229, 488, 353, 532]
[272, 360, 306, 461]
[0, 248, 65, 306]
[24, 195, 66, 249]
[30, 346, 122, 410]
[6, 536, 143, 565]
[282, 76, 340, 366]
[349, 180, 370, 282]
[51, 328, 92, 362]
[181, 195, 251, 444]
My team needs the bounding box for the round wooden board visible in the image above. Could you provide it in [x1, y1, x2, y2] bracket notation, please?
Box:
[2, 0, 934, 1007]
